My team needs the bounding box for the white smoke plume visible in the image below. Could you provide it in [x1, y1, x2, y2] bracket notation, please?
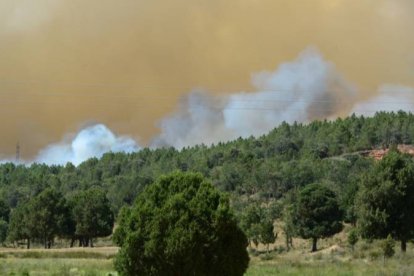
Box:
[351, 85, 414, 116]
[35, 124, 140, 166]
[153, 48, 357, 148]
[150, 92, 235, 149]
[5, 48, 414, 165]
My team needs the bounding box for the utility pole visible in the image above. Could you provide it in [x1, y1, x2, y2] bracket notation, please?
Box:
[16, 142, 20, 164]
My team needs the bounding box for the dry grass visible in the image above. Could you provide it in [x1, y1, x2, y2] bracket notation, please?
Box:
[0, 258, 115, 275]
[2, 228, 414, 275]
[0, 246, 119, 259]
[246, 223, 414, 275]
[0, 247, 118, 275]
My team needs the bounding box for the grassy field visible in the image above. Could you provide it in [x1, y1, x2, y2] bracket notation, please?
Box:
[0, 258, 114, 275]
[0, 247, 117, 275]
[1, 236, 414, 275]
[246, 251, 414, 276]
[1, 249, 414, 276]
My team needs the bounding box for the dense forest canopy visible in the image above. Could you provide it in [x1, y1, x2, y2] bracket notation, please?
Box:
[0, 111, 413, 247]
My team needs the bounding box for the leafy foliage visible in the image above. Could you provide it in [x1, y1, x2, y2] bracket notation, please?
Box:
[293, 183, 343, 252]
[239, 202, 277, 251]
[382, 235, 395, 259]
[114, 172, 249, 276]
[25, 188, 70, 248]
[357, 150, 414, 252]
[347, 228, 359, 251]
[0, 219, 8, 244]
[259, 219, 277, 253]
[71, 188, 114, 246]
[0, 112, 413, 250]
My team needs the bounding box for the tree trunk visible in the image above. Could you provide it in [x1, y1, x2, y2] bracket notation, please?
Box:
[27, 238, 30, 249]
[90, 238, 94, 248]
[401, 240, 407, 252]
[311, 237, 318, 252]
[285, 234, 290, 251]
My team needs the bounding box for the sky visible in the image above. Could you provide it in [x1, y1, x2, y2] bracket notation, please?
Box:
[0, 0, 413, 161]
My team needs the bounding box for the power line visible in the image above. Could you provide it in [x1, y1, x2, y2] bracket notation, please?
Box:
[0, 80, 413, 114]
[0, 95, 413, 110]
[0, 77, 412, 95]
[0, 99, 410, 116]
[0, 89, 414, 105]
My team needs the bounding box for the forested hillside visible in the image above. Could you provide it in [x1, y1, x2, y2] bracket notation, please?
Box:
[0, 111, 414, 247]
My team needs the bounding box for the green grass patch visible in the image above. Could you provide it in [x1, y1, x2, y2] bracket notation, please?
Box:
[246, 260, 414, 276]
[3, 244, 414, 275]
[0, 251, 114, 259]
[0, 258, 115, 276]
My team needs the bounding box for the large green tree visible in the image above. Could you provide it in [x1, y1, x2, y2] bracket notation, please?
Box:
[26, 188, 70, 248]
[240, 202, 277, 251]
[293, 183, 343, 252]
[0, 199, 10, 222]
[71, 187, 114, 247]
[357, 150, 414, 252]
[7, 202, 32, 248]
[114, 172, 249, 276]
[7, 189, 71, 249]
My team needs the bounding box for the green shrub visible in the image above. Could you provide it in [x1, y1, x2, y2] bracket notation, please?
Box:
[347, 228, 359, 251]
[381, 235, 395, 259]
[368, 250, 381, 260]
[114, 172, 250, 276]
[259, 252, 276, 261]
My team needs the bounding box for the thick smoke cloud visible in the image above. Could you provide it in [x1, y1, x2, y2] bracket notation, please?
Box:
[153, 48, 356, 148]
[3, 47, 414, 165]
[351, 85, 414, 116]
[35, 124, 140, 166]
[0, 0, 413, 158]
[151, 92, 234, 149]
[224, 49, 356, 137]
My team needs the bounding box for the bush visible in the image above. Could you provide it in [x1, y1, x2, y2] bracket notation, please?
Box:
[293, 183, 343, 252]
[347, 228, 359, 251]
[114, 172, 249, 276]
[259, 252, 277, 261]
[368, 250, 381, 260]
[382, 235, 395, 259]
[0, 219, 8, 244]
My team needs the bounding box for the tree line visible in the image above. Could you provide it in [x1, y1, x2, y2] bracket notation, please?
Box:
[5, 187, 113, 248]
[0, 111, 413, 251]
[113, 153, 414, 276]
[238, 148, 414, 253]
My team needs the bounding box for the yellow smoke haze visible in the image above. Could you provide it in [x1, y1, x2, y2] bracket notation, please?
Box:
[0, 0, 413, 158]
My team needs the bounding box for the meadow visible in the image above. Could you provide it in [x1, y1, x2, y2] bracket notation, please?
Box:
[1, 234, 414, 276]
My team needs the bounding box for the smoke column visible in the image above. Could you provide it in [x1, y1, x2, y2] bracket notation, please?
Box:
[153, 48, 357, 148]
[2, 48, 414, 165]
[35, 124, 140, 166]
[351, 85, 414, 115]
[0, 0, 413, 158]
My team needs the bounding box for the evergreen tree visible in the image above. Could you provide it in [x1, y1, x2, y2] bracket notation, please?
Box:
[114, 172, 249, 276]
[293, 183, 343, 252]
[357, 150, 414, 252]
[259, 219, 277, 253]
[71, 187, 114, 247]
[347, 228, 359, 251]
